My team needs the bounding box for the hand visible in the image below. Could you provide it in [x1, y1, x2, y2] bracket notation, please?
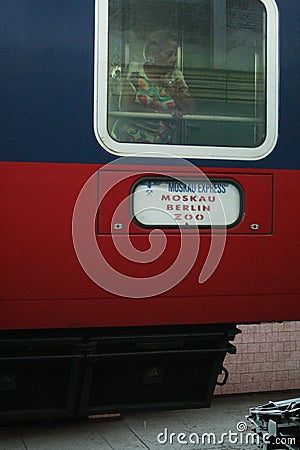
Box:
[171, 110, 183, 120]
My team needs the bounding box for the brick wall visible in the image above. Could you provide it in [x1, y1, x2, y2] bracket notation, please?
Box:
[215, 321, 300, 395]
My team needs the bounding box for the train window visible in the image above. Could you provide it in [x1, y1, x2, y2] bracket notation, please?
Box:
[94, 0, 278, 160]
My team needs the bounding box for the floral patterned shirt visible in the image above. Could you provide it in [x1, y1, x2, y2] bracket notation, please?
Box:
[112, 62, 188, 144]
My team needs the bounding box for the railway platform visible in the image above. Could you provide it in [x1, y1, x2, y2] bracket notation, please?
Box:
[1, 391, 299, 450]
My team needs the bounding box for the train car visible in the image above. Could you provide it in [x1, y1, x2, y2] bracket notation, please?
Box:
[0, 0, 299, 420]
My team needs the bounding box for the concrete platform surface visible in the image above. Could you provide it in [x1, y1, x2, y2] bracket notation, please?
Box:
[0, 391, 299, 450]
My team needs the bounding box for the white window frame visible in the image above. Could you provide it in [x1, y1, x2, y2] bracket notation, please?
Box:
[94, 0, 278, 160]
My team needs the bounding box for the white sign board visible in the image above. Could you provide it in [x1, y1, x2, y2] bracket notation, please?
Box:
[132, 179, 242, 227]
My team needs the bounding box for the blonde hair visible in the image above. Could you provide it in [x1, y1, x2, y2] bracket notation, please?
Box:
[143, 30, 178, 62]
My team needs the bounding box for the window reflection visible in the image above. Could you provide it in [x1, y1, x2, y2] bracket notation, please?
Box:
[108, 0, 266, 148]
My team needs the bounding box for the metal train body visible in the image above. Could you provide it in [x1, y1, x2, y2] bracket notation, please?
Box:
[0, 0, 299, 419]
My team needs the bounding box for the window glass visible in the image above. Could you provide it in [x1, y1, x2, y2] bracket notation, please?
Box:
[95, 0, 278, 159]
[132, 178, 243, 228]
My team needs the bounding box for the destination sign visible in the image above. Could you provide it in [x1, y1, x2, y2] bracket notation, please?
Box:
[132, 178, 242, 227]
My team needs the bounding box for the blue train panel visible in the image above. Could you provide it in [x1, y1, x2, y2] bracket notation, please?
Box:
[0, 0, 299, 169]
